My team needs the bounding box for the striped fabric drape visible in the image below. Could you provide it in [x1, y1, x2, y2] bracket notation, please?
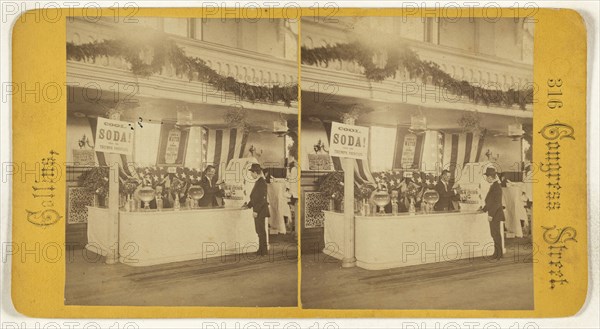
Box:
[205, 128, 249, 179]
[441, 130, 487, 176]
[322, 121, 376, 186]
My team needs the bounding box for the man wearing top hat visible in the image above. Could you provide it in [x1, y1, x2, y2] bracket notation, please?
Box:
[482, 167, 506, 259]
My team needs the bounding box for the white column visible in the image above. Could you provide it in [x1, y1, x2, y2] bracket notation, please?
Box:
[106, 162, 120, 264]
[341, 157, 356, 267]
[341, 116, 357, 268]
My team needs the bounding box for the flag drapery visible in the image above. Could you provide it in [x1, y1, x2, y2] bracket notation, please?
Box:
[205, 128, 249, 179]
[391, 127, 486, 176]
[441, 130, 487, 176]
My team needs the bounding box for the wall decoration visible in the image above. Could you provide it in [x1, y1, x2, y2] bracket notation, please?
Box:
[72, 149, 96, 166]
[304, 191, 329, 228]
[67, 187, 95, 224]
[313, 139, 328, 154]
[308, 154, 334, 171]
[156, 124, 189, 167]
[393, 126, 424, 170]
[73, 134, 96, 166]
[400, 133, 418, 168]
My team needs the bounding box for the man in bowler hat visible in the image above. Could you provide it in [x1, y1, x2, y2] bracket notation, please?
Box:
[482, 167, 506, 259]
[245, 163, 270, 256]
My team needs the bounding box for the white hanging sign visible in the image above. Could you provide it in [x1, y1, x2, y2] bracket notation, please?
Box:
[329, 122, 369, 160]
[94, 117, 133, 155]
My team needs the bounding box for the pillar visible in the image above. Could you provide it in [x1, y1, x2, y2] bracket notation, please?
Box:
[106, 161, 120, 264]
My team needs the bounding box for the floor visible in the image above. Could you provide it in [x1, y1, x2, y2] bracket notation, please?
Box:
[301, 237, 534, 310]
[65, 234, 298, 307]
[65, 226, 533, 309]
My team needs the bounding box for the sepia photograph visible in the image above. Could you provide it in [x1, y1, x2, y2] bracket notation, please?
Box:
[299, 16, 534, 309]
[4, 1, 596, 323]
[64, 16, 299, 307]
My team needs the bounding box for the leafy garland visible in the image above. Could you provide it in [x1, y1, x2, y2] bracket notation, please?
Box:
[67, 37, 297, 107]
[301, 42, 533, 110]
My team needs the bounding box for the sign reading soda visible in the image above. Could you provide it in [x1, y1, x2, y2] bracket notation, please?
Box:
[94, 117, 133, 155]
[329, 122, 369, 160]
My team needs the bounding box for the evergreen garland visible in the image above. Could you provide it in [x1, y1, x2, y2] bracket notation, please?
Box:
[301, 42, 533, 110]
[67, 37, 297, 107]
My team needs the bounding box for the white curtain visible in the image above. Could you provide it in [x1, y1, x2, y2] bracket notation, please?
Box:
[133, 122, 162, 167]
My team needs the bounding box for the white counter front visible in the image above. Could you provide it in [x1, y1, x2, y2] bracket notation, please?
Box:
[86, 206, 258, 266]
[86, 206, 113, 256]
[119, 208, 258, 266]
[323, 210, 501, 270]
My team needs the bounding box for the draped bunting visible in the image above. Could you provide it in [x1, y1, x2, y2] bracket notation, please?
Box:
[321, 121, 376, 186]
[441, 131, 487, 177]
[390, 127, 486, 176]
[205, 128, 249, 180]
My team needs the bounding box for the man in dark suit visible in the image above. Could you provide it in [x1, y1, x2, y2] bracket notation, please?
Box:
[245, 163, 270, 256]
[198, 165, 223, 207]
[482, 167, 506, 259]
[434, 170, 457, 211]
[149, 185, 171, 209]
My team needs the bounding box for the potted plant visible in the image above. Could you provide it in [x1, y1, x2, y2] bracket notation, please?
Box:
[355, 183, 376, 215]
[79, 167, 109, 207]
[318, 172, 344, 211]
[121, 178, 140, 211]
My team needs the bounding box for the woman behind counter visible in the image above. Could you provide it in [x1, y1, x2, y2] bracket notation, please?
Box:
[198, 165, 224, 207]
